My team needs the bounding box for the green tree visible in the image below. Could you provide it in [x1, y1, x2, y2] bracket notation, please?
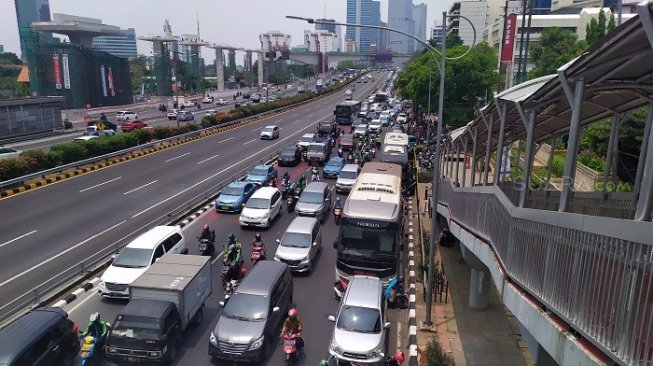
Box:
[528, 27, 585, 79]
[395, 42, 500, 127]
[428, 34, 463, 49]
[597, 9, 607, 38]
[129, 55, 150, 92]
[607, 13, 616, 33]
[586, 18, 599, 46]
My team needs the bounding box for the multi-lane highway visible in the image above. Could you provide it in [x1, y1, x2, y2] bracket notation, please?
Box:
[0, 72, 386, 317]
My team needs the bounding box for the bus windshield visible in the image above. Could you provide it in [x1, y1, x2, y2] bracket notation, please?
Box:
[338, 218, 398, 261]
[334, 105, 353, 117]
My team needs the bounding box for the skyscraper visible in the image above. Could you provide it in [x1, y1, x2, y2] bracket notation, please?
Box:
[92, 28, 137, 59]
[412, 3, 428, 51]
[14, 0, 52, 60]
[315, 18, 337, 34]
[346, 0, 382, 53]
[388, 0, 415, 54]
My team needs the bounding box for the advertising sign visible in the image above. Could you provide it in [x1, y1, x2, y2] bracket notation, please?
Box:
[501, 13, 518, 63]
[100, 65, 107, 97]
[107, 67, 115, 96]
[62, 54, 71, 90]
[52, 54, 62, 89]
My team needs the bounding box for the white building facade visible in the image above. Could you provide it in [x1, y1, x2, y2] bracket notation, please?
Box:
[259, 31, 292, 51]
[388, 0, 415, 54]
[412, 3, 428, 51]
[305, 30, 339, 53]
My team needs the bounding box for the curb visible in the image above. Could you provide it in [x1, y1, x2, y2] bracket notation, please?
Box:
[178, 203, 215, 228]
[52, 277, 101, 308]
[407, 197, 419, 366]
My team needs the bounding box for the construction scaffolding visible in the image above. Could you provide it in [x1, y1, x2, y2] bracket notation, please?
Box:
[24, 30, 132, 109]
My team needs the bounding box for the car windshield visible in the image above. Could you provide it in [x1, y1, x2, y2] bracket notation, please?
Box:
[222, 186, 244, 196]
[327, 160, 342, 167]
[249, 168, 268, 176]
[281, 148, 296, 155]
[299, 191, 324, 204]
[246, 198, 270, 209]
[222, 293, 268, 321]
[308, 145, 323, 153]
[113, 319, 160, 339]
[112, 248, 152, 268]
[263, 127, 275, 133]
[356, 126, 366, 131]
[281, 232, 312, 248]
[339, 171, 357, 179]
[337, 306, 381, 333]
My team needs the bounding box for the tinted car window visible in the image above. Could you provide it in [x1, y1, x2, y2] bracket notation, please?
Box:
[222, 294, 268, 321]
[337, 306, 381, 333]
[152, 245, 165, 263]
[170, 233, 182, 245]
[162, 238, 175, 252]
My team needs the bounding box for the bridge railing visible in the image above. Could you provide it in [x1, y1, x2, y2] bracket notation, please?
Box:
[438, 180, 652, 366]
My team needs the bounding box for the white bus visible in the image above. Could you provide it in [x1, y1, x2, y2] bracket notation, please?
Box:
[334, 162, 403, 297]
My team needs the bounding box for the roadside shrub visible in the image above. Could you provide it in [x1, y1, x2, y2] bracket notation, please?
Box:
[50, 142, 88, 164]
[551, 155, 565, 177]
[152, 126, 174, 140]
[0, 157, 31, 180]
[20, 150, 56, 171]
[131, 129, 152, 144]
[579, 151, 604, 172]
[425, 338, 455, 366]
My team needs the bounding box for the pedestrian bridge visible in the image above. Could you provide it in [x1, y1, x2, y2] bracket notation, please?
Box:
[289, 51, 412, 67]
[433, 3, 653, 365]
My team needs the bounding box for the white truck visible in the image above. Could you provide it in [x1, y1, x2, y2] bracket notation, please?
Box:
[316, 79, 324, 92]
[105, 254, 212, 365]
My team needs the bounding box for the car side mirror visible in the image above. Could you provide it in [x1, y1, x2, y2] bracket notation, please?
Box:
[111, 254, 118, 260]
[328, 315, 336, 322]
[219, 301, 225, 308]
[384, 322, 391, 329]
[273, 306, 280, 313]
[180, 248, 189, 255]
[276, 239, 281, 244]
[313, 242, 317, 247]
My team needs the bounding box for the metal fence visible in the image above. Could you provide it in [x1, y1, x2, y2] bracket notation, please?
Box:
[438, 181, 653, 366]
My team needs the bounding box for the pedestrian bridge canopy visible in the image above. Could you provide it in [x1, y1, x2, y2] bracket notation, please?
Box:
[438, 2, 653, 365]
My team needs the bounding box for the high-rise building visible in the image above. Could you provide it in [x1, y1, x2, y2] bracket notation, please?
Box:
[92, 28, 137, 58]
[431, 23, 445, 42]
[306, 30, 339, 53]
[14, 0, 52, 60]
[315, 18, 337, 34]
[449, 0, 488, 46]
[379, 21, 390, 50]
[259, 31, 291, 51]
[346, 0, 382, 53]
[388, 0, 415, 54]
[413, 3, 428, 51]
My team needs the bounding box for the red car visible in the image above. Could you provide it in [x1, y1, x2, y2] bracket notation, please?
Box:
[120, 119, 147, 132]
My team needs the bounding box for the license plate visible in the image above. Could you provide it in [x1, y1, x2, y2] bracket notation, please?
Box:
[221, 206, 230, 210]
[283, 339, 296, 346]
[128, 357, 138, 362]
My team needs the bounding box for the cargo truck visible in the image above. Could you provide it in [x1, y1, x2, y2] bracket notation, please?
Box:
[105, 254, 212, 365]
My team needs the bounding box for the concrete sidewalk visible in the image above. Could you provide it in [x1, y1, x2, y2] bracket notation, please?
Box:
[412, 181, 534, 366]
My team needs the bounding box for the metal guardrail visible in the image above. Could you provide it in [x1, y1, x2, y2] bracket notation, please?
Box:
[438, 180, 652, 366]
[0, 150, 279, 325]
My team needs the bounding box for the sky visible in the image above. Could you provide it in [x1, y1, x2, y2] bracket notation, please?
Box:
[0, 0, 449, 64]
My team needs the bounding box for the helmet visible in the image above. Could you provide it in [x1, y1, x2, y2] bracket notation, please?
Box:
[394, 350, 405, 364]
[89, 312, 100, 322]
[319, 361, 328, 366]
[228, 244, 236, 252]
[239, 267, 248, 277]
[336, 197, 340, 202]
[228, 233, 236, 242]
[255, 233, 262, 241]
[203, 224, 209, 230]
[288, 308, 298, 318]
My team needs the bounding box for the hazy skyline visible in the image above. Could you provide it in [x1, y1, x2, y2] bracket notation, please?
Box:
[0, 0, 448, 63]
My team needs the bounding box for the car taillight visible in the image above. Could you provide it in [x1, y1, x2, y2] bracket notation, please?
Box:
[69, 319, 80, 334]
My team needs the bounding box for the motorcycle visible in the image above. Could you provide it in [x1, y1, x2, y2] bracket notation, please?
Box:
[196, 236, 215, 257]
[385, 277, 408, 309]
[281, 333, 300, 365]
[287, 194, 297, 213]
[311, 167, 320, 182]
[251, 242, 266, 265]
[302, 150, 308, 162]
[224, 279, 240, 299]
[79, 323, 111, 366]
[333, 207, 342, 225]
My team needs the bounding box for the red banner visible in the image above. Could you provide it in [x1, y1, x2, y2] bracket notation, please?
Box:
[107, 67, 115, 96]
[501, 13, 518, 63]
[52, 54, 62, 89]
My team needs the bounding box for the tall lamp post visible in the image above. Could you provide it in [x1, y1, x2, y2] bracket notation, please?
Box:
[287, 14, 476, 327]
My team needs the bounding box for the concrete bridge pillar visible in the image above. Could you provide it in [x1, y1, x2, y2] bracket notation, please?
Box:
[257, 51, 264, 87]
[214, 48, 225, 92]
[460, 245, 491, 310]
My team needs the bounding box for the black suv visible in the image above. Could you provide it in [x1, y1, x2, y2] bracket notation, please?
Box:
[0, 307, 80, 366]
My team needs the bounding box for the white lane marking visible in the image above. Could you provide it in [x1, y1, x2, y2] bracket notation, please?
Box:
[307, 114, 314, 118]
[123, 180, 158, 195]
[133, 125, 317, 219]
[0, 220, 126, 288]
[79, 176, 122, 193]
[217, 137, 234, 144]
[244, 138, 257, 145]
[251, 126, 263, 132]
[197, 154, 220, 165]
[0, 230, 37, 249]
[211, 250, 226, 265]
[68, 290, 99, 314]
[397, 322, 402, 349]
[165, 152, 190, 163]
[293, 120, 301, 124]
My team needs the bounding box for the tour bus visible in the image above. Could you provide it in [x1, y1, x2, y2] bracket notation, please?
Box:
[374, 92, 389, 104]
[333, 100, 361, 125]
[333, 162, 403, 298]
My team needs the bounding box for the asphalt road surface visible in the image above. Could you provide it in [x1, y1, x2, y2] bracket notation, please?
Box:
[0, 72, 389, 320]
[59, 148, 409, 365]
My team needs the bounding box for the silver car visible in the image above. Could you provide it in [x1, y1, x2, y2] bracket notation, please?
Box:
[294, 182, 331, 222]
[336, 164, 360, 194]
[328, 276, 390, 363]
[260, 125, 279, 140]
[274, 216, 322, 273]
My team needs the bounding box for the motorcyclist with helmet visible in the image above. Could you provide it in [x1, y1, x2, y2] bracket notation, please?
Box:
[251, 233, 266, 260]
[281, 308, 304, 347]
[200, 224, 215, 242]
[81, 312, 110, 349]
[297, 174, 307, 190]
[282, 171, 291, 186]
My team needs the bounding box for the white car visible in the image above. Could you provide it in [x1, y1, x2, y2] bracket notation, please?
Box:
[216, 98, 229, 106]
[298, 133, 315, 148]
[260, 125, 279, 140]
[116, 110, 137, 122]
[354, 124, 368, 137]
[0, 147, 21, 160]
[260, 97, 268, 103]
[202, 96, 214, 104]
[98, 226, 188, 298]
[184, 100, 196, 108]
[368, 119, 382, 133]
[239, 187, 282, 229]
[396, 113, 408, 123]
[167, 109, 178, 120]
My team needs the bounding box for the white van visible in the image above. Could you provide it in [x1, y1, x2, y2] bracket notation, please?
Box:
[98, 226, 188, 298]
[384, 132, 409, 147]
[239, 186, 283, 229]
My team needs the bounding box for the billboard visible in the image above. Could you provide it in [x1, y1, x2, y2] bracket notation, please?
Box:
[501, 13, 518, 63]
[52, 54, 62, 89]
[62, 54, 71, 90]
